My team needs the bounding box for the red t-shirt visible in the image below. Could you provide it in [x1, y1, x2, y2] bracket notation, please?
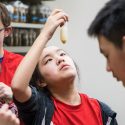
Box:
[0, 49, 24, 125]
[0, 49, 23, 86]
[52, 94, 103, 125]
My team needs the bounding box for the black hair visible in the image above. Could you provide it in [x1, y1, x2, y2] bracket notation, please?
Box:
[88, 0, 125, 48]
[30, 64, 44, 89]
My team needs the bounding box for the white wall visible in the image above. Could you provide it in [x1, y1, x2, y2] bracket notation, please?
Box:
[43, 0, 125, 124]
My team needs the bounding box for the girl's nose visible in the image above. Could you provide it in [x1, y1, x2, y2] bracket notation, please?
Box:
[56, 57, 65, 65]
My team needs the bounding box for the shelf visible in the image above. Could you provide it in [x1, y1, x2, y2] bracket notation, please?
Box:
[2, 0, 55, 4]
[21, 0, 55, 4]
[5, 46, 30, 53]
[3, 0, 54, 54]
[11, 22, 44, 29]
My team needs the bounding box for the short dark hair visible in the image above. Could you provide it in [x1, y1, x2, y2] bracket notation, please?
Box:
[88, 0, 125, 48]
[0, 2, 11, 27]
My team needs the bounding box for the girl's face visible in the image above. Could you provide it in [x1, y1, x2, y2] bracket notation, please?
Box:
[38, 46, 77, 87]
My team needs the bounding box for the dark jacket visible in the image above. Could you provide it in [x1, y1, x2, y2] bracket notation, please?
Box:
[14, 86, 118, 125]
[98, 101, 118, 125]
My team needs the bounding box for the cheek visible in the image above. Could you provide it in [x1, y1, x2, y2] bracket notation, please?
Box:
[69, 60, 76, 70]
[109, 54, 125, 74]
[41, 63, 58, 77]
[109, 56, 120, 70]
[41, 66, 59, 84]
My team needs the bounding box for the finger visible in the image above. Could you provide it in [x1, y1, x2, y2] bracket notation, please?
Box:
[11, 114, 20, 125]
[5, 109, 13, 116]
[0, 88, 4, 94]
[48, 13, 68, 28]
[0, 94, 6, 98]
[0, 104, 9, 112]
[57, 19, 66, 27]
[15, 118, 20, 125]
[50, 9, 63, 16]
[53, 11, 68, 21]
[50, 9, 69, 21]
[0, 86, 4, 90]
[0, 89, 5, 98]
[0, 82, 6, 87]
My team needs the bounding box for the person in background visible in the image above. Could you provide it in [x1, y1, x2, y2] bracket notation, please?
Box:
[88, 0, 125, 88]
[11, 9, 117, 125]
[0, 104, 20, 125]
[0, 2, 23, 125]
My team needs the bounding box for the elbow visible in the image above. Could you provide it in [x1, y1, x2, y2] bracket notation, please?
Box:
[11, 79, 23, 94]
[11, 80, 31, 103]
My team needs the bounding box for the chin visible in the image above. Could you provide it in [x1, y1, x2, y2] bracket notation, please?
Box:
[64, 72, 76, 79]
[67, 73, 76, 78]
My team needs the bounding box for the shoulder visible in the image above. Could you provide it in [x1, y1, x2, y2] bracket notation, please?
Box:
[80, 94, 118, 124]
[4, 49, 23, 59]
[80, 93, 101, 113]
[80, 93, 99, 106]
[98, 101, 118, 125]
[30, 86, 52, 102]
[81, 94, 117, 118]
[98, 101, 117, 118]
[4, 49, 23, 64]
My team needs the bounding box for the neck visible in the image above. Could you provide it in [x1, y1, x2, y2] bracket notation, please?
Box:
[50, 84, 81, 105]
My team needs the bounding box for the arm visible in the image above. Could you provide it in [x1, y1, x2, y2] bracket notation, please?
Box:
[0, 104, 20, 125]
[11, 9, 68, 102]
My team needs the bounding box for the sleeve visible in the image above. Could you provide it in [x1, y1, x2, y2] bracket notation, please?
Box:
[98, 101, 118, 125]
[13, 86, 39, 125]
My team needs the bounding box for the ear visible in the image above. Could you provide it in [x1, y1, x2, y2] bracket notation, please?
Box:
[37, 81, 47, 88]
[4, 27, 12, 37]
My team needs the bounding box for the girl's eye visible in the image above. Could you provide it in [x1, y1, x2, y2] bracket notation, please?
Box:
[45, 58, 52, 64]
[60, 53, 66, 56]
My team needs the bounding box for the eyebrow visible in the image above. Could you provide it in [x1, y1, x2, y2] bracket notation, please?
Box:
[42, 49, 64, 60]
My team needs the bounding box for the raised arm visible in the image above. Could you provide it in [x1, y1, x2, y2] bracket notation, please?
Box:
[11, 9, 68, 102]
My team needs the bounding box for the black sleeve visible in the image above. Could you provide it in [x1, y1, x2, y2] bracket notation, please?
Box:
[98, 101, 118, 125]
[13, 86, 39, 125]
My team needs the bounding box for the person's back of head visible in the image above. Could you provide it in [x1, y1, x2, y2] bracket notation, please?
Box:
[88, 0, 125, 48]
[0, 2, 11, 27]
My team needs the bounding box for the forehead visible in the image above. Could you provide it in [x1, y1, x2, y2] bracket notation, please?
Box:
[40, 46, 63, 58]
